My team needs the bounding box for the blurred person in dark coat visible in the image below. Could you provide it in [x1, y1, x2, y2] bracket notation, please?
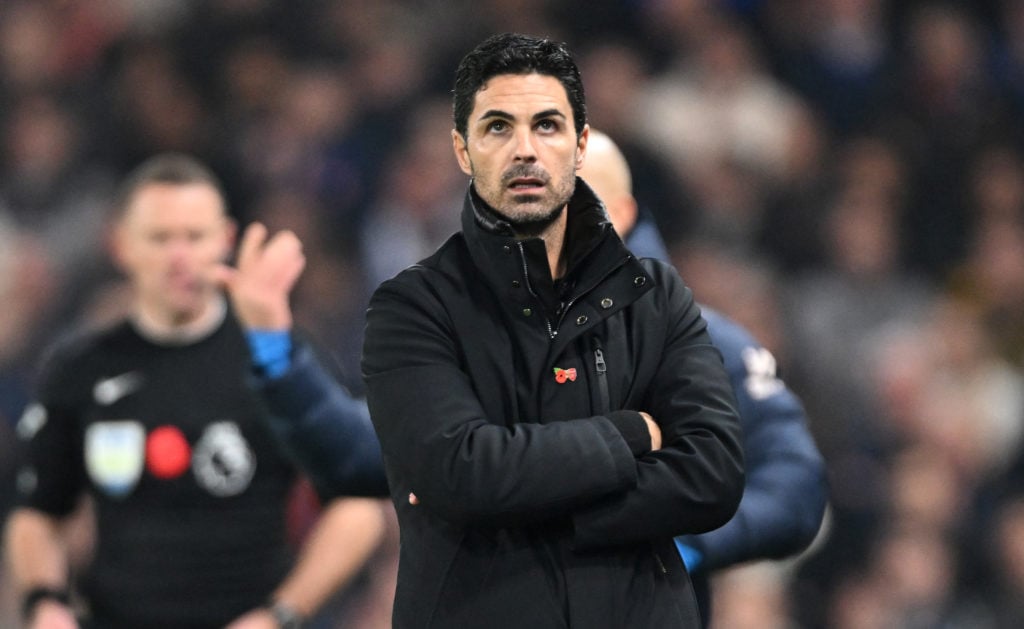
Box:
[581, 129, 827, 626]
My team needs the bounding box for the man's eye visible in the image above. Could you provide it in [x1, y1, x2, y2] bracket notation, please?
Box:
[487, 120, 508, 132]
[537, 120, 558, 132]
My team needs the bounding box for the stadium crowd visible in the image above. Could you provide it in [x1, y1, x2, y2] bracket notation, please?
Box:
[4, 0, 1024, 627]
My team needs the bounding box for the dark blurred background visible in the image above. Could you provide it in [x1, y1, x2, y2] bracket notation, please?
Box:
[4, 1, 1024, 627]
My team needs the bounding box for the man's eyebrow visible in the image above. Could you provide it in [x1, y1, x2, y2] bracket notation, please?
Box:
[478, 109, 514, 122]
[532, 109, 566, 122]
[476, 108, 568, 122]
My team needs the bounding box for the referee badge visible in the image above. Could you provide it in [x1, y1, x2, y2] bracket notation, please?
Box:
[193, 421, 256, 497]
[85, 421, 145, 498]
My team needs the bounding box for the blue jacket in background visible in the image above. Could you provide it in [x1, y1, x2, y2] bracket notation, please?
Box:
[625, 211, 828, 624]
[254, 341, 389, 499]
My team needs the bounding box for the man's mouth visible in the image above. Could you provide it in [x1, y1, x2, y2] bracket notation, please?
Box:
[167, 273, 200, 292]
[508, 177, 545, 191]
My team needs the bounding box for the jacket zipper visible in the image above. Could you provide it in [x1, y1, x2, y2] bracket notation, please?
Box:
[515, 242, 632, 339]
[592, 337, 609, 413]
[516, 242, 557, 338]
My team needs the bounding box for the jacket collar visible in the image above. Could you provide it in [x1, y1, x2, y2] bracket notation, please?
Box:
[460, 178, 639, 319]
[461, 177, 618, 270]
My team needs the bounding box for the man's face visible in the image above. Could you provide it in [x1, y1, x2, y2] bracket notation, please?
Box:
[453, 73, 588, 233]
[114, 182, 234, 324]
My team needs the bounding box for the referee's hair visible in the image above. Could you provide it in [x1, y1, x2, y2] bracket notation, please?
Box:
[111, 152, 228, 219]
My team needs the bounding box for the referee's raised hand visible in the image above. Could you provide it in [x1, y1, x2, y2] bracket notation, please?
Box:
[212, 222, 306, 331]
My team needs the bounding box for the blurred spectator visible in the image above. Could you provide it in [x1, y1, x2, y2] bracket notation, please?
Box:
[989, 0, 1024, 141]
[782, 133, 936, 627]
[755, 105, 833, 274]
[0, 219, 57, 426]
[879, 3, 1011, 280]
[757, 0, 892, 135]
[947, 144, 1024, 369]
[849, 523, 961, 628]
[784, 133, 933, 459]
[359, 98, 464, 293]
[672, 241, 789, 362]
[966, 143, 1024, 225]
[915, 298, 1024, 482]
[103, 38, 237, 190]
[576, 40, 698, 243]
[0, 93, 114, 280]
[709, 562, 797, 629]
[631, 8, 813, 255]
[631, 8, 809, 181]
[979, 496, 1024, 627]
[3, 0, 1024, 626]
[887, 446, 967, 540]
[0, 1, 130, 94]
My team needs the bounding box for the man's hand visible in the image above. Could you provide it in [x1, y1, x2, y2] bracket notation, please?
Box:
[640, 412, 661, 451]
[212, 222, 306, 330]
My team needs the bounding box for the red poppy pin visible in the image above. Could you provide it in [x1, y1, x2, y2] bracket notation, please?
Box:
[554, 367, 577, 383]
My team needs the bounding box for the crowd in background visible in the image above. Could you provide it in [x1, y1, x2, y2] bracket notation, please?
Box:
[3, 0, 1024, 627]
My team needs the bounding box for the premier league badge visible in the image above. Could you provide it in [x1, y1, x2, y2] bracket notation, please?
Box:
[85, 421, 146, 498]
[192, 421, 256, 497]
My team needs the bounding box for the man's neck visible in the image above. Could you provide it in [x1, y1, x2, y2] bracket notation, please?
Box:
[510, 207, 569, 279]
[468, 187, 570, 278]
[535, 215, 567, 279]
[132, 294, 227, 345]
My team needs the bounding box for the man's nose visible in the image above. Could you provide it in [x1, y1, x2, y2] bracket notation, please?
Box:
[513, 127, 538, 162]
[167, 237, 195, 260]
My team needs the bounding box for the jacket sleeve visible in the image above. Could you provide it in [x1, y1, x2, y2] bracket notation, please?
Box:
[253, 340, 390, 499]
[572, 266, 745, 548]
[676, 309, 828, 570]
[16, 343, 87, 517]
[362, 274, 640, 526]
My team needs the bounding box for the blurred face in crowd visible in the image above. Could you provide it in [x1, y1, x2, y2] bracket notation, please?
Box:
[577, 130, 637, 237]
[113, 182, 235, 326]
[453, 72, 588, 236]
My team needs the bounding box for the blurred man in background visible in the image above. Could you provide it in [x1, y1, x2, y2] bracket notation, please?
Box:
[3, 153, 387, 629]
[580, 129, 828, 626]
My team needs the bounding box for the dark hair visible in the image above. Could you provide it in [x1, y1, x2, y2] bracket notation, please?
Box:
[453, 33, 586, 139]
[113, 152, 226, 218]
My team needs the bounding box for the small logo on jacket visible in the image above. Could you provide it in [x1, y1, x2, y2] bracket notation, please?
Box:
[553, 367, 577, 383]
[93, 372, 143, 405]
[85, 421, 146, 497]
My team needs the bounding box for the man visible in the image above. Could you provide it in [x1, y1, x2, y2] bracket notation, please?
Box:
[581, 129, 829, 625]
[4, 154, 386, 629]
[218, 127, 829, 626]
[361, 33, 744, 628]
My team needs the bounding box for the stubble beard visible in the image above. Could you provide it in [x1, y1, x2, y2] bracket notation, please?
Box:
[478, 163, 577, 238]
[502, 201, 565, 238]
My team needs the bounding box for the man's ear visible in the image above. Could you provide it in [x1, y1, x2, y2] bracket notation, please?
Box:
[219, 215, 238, 264]
[575, 125, 590, 170]
[107, 221, 130, 273]
[225, 216, 238, 249]
[453, 129, 472, 176]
